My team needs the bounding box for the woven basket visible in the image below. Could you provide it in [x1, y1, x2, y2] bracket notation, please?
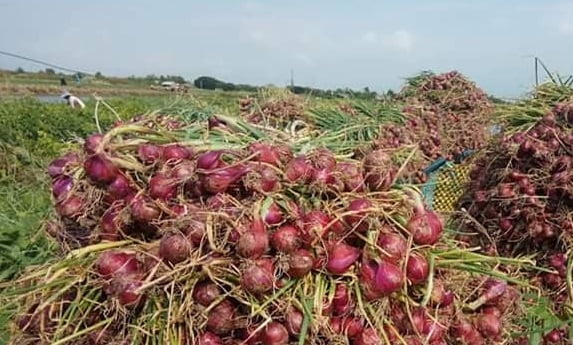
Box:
[421, 151, 473, 212]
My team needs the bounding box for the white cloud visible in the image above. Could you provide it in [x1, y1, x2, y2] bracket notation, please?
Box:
[559, 21, 573, 36]
[294, 53, 313, 65]
[243, 29, 279, 49]
[548, 2, 573, 36]
[249, 31, 266, 42]
[359, 29, 414, 52]
[242, 0, 262, 13]
[381, 30, 414, 51]
[360, 31, 378, 44]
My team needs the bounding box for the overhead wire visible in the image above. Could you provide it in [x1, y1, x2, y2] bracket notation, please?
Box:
[0, 49, 92, 75]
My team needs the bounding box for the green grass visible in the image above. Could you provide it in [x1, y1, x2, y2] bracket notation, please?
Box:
[0, 176, 56, 344]
[0, 177, 54, 280]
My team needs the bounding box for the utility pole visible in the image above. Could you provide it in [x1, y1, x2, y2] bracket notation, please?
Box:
[290, 69, 294, 89]
[534, 57, 539, 87]
[534, 56, 557, 85]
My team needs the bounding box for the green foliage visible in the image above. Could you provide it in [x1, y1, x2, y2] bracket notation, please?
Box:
[397, 70, 436, 99]
[194, 76, 257, 92]
[158, 74, 186, 84]
[193, 76, 379, 100]
[307, 101, 404, 153]
[0, 98, 149, 168]
[405, 70, 435, 88]
[0, 160, 56, 344]
[488, 95, 508, 104]
[0, 177, 55, 280]
[194, 76, 222, 90]
[533, 78, 573, 105]
[516, 292, 573, 344]
[288, 85, 378, 100]
[495, 77, 573, 131]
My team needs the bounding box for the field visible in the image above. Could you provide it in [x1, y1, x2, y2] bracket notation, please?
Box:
[1, 71, 573, 345]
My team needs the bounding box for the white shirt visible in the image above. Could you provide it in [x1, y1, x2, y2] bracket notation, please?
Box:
[68, 95, 86, 109]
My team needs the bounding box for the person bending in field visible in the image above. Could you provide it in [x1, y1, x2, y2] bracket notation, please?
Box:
[61, 92, 86, 109]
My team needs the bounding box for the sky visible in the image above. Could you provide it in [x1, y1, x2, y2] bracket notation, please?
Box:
[0, 0, 572, 98]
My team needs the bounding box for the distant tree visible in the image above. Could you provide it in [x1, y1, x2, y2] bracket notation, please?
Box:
[167, 75, 186, 84]
[236, 84, 258, 92]
[221, 83, 236, 91]
[95, 71, 103, 78]
[16, 67, 24, 73]
[488, 95, 507, 104]
[194, 76, 224, 90]
[45, 68, 56, 75]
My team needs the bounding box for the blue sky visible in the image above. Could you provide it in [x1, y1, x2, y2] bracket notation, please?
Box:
[0, 0, 572, 97]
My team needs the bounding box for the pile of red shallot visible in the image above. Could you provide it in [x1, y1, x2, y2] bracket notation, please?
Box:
[399, 71, 493, 115]
[458, 103, 573, 340]
[403, 71, 493, 159]
[353, 71, 493, 186]
[239, 93, 304, 128]
[12, 110, 522, 345]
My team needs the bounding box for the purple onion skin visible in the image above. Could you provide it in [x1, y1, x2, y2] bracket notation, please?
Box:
[198, 332, 223, 345]
[263, 202, 283, 225]
[377, 233, 407, 263]
[326, 243, 360, 275]
[241, 263, 274, 294]
[288, 249, 314, 278]
[374, 261, 403, 295]
[52, 176, 73, 201]
[149, 174, 178, 201]
[193, 282, 221, 307]
[107, 174, 133, 201]
[130, 195, 161, 222]
[262, 322, 289, 345]
[56, 196, 84, 218]
[138, 144, 163, 164]
[84, 155, 118, 185]
[96, 251, 140, 279]
[271, 225, 302, 253]
[84, 133, 104, 154]
[197, 150, 225, 170]
[406, 254, 429, 285]
[163, 145, 192, 162]
[47, 152, 79, 178]
[206, 300, 236, 335]
[159, 234, 192, 265]
[101, 202, 126, 241]
[407, 209, 443, 246]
